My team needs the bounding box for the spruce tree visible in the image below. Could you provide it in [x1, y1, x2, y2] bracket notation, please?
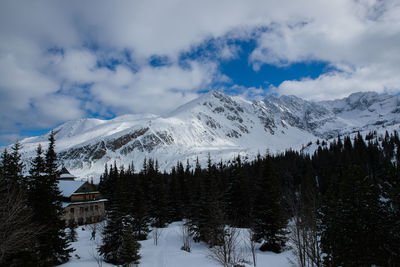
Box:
[191, 155, 225, 246]
[151, 160, 169, 227]
[226, 155, 251, 227]
[131, 171, 150, 240]
[99, 167, 142, 266]
[0, 143, 24, 186]
[99, 204, 124, 264]
[118, 223, 141, 266]
[28, 132, 73, 265]
[320, 165, 388, 266]
[67, 220, 78, 242]
[251, 156, 287, 253]
[0, 144, 39, 266]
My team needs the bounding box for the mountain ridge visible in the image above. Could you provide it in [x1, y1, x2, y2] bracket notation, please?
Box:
[15, 90, 400, 180]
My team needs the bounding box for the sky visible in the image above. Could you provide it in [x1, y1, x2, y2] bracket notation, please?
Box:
[1, 0, 400, 145]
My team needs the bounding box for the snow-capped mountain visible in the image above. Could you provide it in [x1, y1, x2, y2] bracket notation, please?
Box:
[17, 91, 400, 180]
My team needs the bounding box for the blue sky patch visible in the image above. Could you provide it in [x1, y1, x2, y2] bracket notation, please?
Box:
[219, 40, 331, 89]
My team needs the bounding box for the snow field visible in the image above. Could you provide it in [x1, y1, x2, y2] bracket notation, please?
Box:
[61, 222, 293, 267]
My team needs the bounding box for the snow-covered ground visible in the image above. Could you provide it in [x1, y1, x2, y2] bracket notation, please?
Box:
[61, 222, 293, 267]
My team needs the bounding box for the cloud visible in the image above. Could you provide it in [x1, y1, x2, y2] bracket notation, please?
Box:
[220, 85, 268, 101]
[275, 65, 400, 101]
[249, 0, 400, 99]
[1, 0, 400, 143]
[89, 60, 218, 114]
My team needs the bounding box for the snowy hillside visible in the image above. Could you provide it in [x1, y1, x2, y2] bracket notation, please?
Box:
[16, 91, 400, 180]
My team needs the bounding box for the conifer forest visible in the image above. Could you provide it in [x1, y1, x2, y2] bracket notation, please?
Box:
[1, 130, 400, 267]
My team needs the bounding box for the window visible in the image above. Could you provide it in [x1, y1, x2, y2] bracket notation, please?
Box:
[70, 208, 74, 214]
[95, 205, 98, 211]
[80, 207, 84, 213]
[85, 207, 88, 211]
[90, 206, 94, 211]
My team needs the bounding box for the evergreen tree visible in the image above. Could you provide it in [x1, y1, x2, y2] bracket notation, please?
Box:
[29, 144, 46, 177]
[191, 155, 225, 246]
[99, 173, 141, 266]
[0, 149, 9, 176]
[99, 204, 124, 264]
[226, 155, 251, 227]
[45, 131, 58, 177]
[0, 143, 25, 186]
[118, 222, 141, 266]
[0, 145, 39, 266]
[321, 165, 388, 266]
[150, 160, 169, 227]
[67, 220, 78, 242]
[167, 165, 183, 221]
[28, 132, 73, 265]
[132, 171, 150, 240]
[252, 156, 287, 253]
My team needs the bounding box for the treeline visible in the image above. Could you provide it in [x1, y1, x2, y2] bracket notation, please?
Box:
[99, 130, 400, 267]
[1, 130, 399, 266]
[0, 132, 73, 267]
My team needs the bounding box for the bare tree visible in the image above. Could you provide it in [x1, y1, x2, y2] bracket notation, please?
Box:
[152, 227, 163, 246]
[287, 185, 322, 267]
[0, 180, 41, 264]
[207, 226, 247, 267]
[246, 228, 257, 267]
[180, 222, 191, 252]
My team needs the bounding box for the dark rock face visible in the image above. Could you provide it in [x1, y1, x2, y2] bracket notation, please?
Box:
[106, 128, 150, 151]
[59, 128, 151, 162]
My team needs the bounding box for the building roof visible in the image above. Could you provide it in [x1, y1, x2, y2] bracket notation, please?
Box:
[58, 180, 86, 198]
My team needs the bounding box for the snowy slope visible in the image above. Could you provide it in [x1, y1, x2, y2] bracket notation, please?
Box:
[16, 91, 400, 180]
[301, 123, 400, 156]
[264, 91, 400, 138]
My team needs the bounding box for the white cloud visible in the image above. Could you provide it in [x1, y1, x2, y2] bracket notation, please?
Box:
[275, 65, 400, 101]
[48, 48, 219, 115]
[249, 0, 400, 99]
[89, 60, 217, 114]
[1, 0, 400, 142]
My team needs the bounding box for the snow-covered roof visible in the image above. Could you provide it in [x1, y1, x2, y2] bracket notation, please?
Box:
[60, 173, 75, 178]
[58, 180, 86, 198]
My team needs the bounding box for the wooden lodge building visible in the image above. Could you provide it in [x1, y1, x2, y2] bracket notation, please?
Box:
[57, 170, 107, 225]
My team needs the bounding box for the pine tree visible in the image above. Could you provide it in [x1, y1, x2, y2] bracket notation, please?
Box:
[29, 144, 46, 177]
[191, 155, 225, 246]
[252, 156, 287, 253]
[0, 149, 9, 176]
[150, 160, 169, 227]
[10, 142, 25, 185]
[0, 145, 39, 266]
[67, 220, 78, 242]
[99, 204, 124, 264]
[320, 165, 388, 266]
[99, 186, 141, 265]
[131, 171, 150, 240]
[28, 132, 73, 265]
[0, 143, 25, 186]
[118, 222, 141, 266]
[226, 155, 251, 227]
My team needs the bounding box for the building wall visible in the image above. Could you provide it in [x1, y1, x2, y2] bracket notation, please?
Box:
[70, 192, 101, 202]
[62, 201, 106, 225]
